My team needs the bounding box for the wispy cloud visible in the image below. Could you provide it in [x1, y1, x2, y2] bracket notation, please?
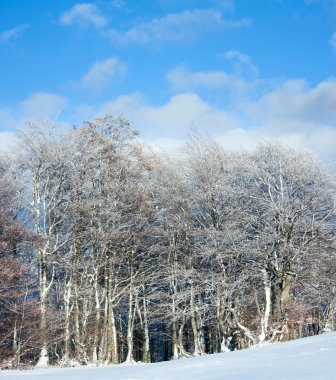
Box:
[158, 0, 235, 10]
[305, 0, 336, 11]
[210, 0, 235, 10]
[330, 32, 336, 49]
[110, 0, 126, 8]
[78, 58, 126, 93]
[20, 92, 68, 120]
[105, 9, 250, 45]
[60, 3, 107, 29]
[221, 50, 259, 75]
[167, 66, 247, 92]
[0, 24, 29, 45]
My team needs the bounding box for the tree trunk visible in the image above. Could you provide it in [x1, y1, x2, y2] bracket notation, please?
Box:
[36, 273, 49, 367]
[177, 319, 189, 358]
[280, 273, 292, 314]
[142, 291, 151, 363]
[125, 251, 135, 364]
[258, 269, 272, 344]
[324, 301, 335, 332]
[63, 280, 72, 364]
[125, 290, 135, 363]
[190, 281, 204, 355]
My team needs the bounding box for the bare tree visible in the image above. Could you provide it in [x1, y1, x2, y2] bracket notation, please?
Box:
[17, 122, 73, 366]
[236, 142, 336, 343]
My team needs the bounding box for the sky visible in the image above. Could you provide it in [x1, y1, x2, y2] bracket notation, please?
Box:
[0, 0, 336, 159]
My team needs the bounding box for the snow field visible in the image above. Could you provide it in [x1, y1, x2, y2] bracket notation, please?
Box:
[1, 332, 335, 380]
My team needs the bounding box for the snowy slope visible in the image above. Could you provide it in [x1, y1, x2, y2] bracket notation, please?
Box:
[1, 332, 335, 380]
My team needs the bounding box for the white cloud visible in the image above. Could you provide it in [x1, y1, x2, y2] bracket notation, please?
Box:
[0, 131, 17, 151]
[0, 24, 29, 45]
[224, 50, 251, 64]
[230, 77, 336, 159]
[106, 9, 250, 45]
[330, 32, 336, 49]
[1, 70, 335, 161]
[0, 106, 15, 129]
[167, 66, 247, 92]
[215, 126, 336, 161]
[0, 92, 67, 138]
[222, 50, 259, 75]
[0, 92, 68, 152]
[90, 75, 336, 160]
[94, 92, 239, 138]
[79, 58, 125, 93]
[60, 3, 107, 29]
[20, 92, 67, 120]
[249, 79, 336, 129]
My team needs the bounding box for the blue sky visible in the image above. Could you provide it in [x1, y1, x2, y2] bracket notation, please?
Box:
[1, 0, 336, 158]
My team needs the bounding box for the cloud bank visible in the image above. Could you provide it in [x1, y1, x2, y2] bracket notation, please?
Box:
[87, 75, 336, 159]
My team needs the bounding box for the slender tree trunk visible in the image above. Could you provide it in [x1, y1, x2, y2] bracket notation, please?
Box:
[258, 269, 272, 344]
[170, 274, 179, 358]
[125, 289, 135, 363]
[125, 251, 135, 364]
[190, 280, 203, 355]
[72, 245, 82, 361]
[12, 305, 20, 367]
[324, 300, 335, 332]
[92, 279, 100, 364]
[36, 240, 56, 368]
[105, 256, 118, 364]
[63, 280, 72, 364]
[217, 299, 230, 353]
[172, 319, 179, 359]
[36, 263, 49, 367]
[142, 290, 150, 363]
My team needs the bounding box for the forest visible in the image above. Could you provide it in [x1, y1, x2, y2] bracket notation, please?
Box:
[0, 114, 335, 369]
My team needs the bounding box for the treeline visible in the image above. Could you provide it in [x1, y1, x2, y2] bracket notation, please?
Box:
[0, 114, 335, 368]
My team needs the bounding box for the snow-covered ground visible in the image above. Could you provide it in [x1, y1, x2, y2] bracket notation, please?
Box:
[1, 332, 335, 380]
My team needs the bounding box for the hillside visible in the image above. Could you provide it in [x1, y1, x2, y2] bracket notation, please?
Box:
[2, 332, 335, 380]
